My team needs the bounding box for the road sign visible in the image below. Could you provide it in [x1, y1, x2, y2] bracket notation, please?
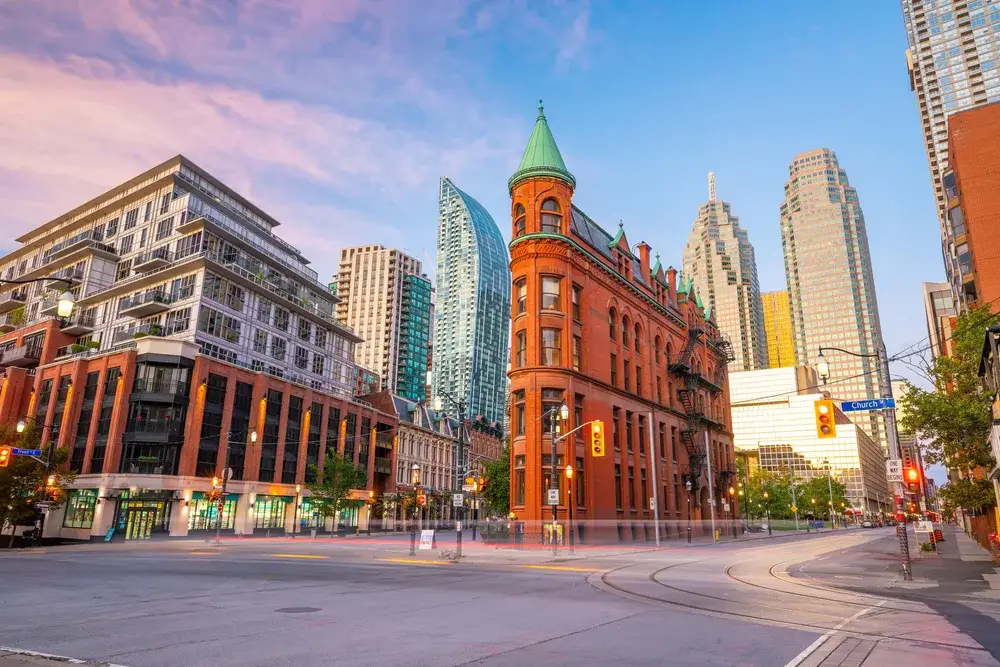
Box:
[886, 459, 904, 483]
[452, 493, 464, 508]
[841, 398, 896, 413]
[12, 448, 42, 457]
[649, 497, 655, 511]
[222, 466, 233, 481]
[722, 501, 730, 511]
[35, 502, 50, 512]
[791, 505, 798, 513]
[547, 488, 559, 506]
[462, 483, 476, 492]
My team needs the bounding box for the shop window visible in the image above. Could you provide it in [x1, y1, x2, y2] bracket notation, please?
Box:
[62, 489, 97, 529]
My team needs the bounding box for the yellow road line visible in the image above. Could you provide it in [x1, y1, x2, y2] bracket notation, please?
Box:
[377, 557, 451, 566]
[271, 553, 329, 559]
[519, 564, 599, 572]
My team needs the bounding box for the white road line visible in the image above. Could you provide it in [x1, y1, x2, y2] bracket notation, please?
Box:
[782, 600, 886, 667]
[0, 645, 130, 666]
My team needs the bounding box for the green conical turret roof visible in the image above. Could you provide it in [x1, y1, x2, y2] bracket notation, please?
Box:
[508, 100, 576, 193]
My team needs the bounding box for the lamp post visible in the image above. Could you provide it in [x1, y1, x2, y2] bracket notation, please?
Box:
[292, 483, 301, 538]
[565, 464, 575, 554]
[685, 478, 693, 544]
[728, 486, 737, 538]
[763, 490, 772, 536]
[409, 463, 420, 555]
[213, 429, 255, 547]
[549, 402, 569, 555]
[434, 392, 467, 558]
[823, 459, 836, 529]
[367, 489, 375, 536]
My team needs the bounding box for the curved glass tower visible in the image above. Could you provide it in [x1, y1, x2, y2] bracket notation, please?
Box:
[432, 177, 511, 425]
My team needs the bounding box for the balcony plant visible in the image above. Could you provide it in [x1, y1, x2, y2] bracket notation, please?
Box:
[149, 324, 163, 336]
[132, 331, 148, 339]
[70, 343, 87, 353]
[86, 340, 100, 350]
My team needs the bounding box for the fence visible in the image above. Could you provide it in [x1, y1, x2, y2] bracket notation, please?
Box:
[965, 512, 998, 560]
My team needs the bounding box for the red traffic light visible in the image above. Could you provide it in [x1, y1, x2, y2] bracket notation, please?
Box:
[906, 468, 919, 482]
[0, 446, 10, 467]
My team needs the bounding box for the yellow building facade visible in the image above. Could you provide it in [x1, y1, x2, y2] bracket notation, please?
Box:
[761, 290, 796, 368]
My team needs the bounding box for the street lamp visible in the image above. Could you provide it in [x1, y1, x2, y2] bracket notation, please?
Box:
[292, 483, 301, 538]
[728, 486, 737, 538]
[548, 402, 569, 555]
[213, 429, 255, 547]
[14, 415, 58, 547]
[56, 291, 75, 318]
[410, 463, 421, 555]
[816, 351, 830, 384]
[565, 464, 575, 554]
[823, 459, 835, 529]
[434, 392, 468, 558]
[685, 478, 693, 544]
[763, 490, 772, 536]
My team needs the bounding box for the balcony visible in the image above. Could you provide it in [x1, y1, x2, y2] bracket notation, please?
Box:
[0, 292, 26, 314]
[44, 235, 117, 265]
[0, 343, 42, 368]
[45, 267, 84, 289]
[132, 246, 174, 272]
[60, 313, 96, 336]
[120, 290, 173, 318]
[374, 456, 392, 475]
[113, 322, 165, 344]
[129, 377, 190, 402]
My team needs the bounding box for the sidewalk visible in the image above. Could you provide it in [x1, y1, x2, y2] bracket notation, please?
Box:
[0, 647, 121, 666]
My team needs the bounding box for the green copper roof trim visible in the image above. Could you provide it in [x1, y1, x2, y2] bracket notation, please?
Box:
[704, 305, 713, 321]
[509, 232, 686, 327]
[508, 100, 576, 193]
[608, 221, 626, 249]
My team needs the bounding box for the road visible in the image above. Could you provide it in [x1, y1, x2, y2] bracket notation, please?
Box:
[0, 529, 996, 666]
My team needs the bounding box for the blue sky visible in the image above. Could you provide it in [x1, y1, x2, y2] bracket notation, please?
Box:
[0, 1, 941, 470]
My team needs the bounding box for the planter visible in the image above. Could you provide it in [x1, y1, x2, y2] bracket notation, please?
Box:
[132, 332, 148, 339]
[85, 341, 100, 350]
[70, 344, 86, 353]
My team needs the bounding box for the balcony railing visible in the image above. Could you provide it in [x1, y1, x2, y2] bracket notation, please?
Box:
[130, 378, 190, 396]
[0, 292, 27, 314]
[60, 313, 97, 336]
[125, 418, 184, 436]
[113, 322, 166, 343]
[0, 343, 43, 367]
[374, 456, 392, 475]
[132, 246, 174, 272]
[119, 290, 173, 317]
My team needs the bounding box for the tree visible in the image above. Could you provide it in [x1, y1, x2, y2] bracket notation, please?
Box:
[899, 307, 999, 474]
[939, 476, 995, 514]
[306, 452, 366, 529]
[796, 475, 849, 521]
[744, 468, 794, 520]
[0, 424, 75, 545]
[481, 448, 510, 516]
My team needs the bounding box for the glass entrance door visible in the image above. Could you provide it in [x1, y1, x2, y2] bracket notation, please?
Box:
[125, 509, 155, 540]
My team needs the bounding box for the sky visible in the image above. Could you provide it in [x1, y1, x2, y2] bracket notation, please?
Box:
[0, 2, 946, 475]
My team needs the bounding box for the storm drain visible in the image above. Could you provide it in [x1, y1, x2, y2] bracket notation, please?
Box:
[274, 607, 321, 614]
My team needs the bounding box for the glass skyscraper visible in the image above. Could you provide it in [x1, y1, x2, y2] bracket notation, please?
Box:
[432, 177, 511, 425]
[902, 0, 1000, 296]
[761, 290, 796, 369]
[398, 273, 432, 402]
[781, 149, 889, 451]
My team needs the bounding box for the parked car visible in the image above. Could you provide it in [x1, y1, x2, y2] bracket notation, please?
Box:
[861, 520, 874, 528]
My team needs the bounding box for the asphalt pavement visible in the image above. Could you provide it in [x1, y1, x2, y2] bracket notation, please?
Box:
[0, 528, 996, 666]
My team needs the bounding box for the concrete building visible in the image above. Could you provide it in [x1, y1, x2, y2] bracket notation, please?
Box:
[781, 149, 889, 452]
[902, 0, 1000, 296]
[0, 156, 400, 540]
[977, 326, 1000, 509]
[506, 102, 737, 535]
[333, 246, 431, 402]
[730, 367, 891, 515]
[761, 290, 796, 369]
[682, 172, 767, 372]
[432, 177, 510, 425]
[945, 100, 1000, 308]
[923, 281, 958, 360]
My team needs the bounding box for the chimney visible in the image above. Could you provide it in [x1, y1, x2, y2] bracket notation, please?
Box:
[636, 242, 652, 284]
[666, 266, 677, 295]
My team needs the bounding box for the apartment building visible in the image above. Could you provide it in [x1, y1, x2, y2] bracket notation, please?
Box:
[0, 156, 399, 541]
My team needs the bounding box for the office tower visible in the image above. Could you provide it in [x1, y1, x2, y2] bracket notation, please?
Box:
[333, 246, 430, 401]
[923, 281, 957, 360]
[781, 149, 889, 450]
[506, 103, 735, 526]
[432, 177, 510, 424]
[902, 0, 1000, 295]
[0, 155, 399, 541]
[682, 172, 767, 371]
[761, 290, 796, 368]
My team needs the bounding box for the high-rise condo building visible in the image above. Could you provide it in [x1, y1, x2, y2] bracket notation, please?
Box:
[781, 149, 889, 450]
[333, 246, 431, 402]
[432, 177, 510, 425]
[682, 172, 767, 371]
[902, 0, 1000, 296]
[761, 290, 796, 368]
[0, 155, 400, 541]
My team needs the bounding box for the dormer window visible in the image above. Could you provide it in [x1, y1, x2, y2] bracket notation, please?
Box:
[540, 199, 561, 234]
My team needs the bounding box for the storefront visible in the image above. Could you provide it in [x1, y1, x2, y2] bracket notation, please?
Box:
[62, 489, 99, 530]
[251, 495, 291, 533]
[298, 498, 321, 531]
[187, 492, 239, 532]
[112, 489, 174, 540]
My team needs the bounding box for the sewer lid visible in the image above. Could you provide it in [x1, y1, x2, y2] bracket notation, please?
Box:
[275, 607, 320, 614]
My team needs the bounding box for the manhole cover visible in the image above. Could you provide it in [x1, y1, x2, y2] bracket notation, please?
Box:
[274, 607, 320, 614]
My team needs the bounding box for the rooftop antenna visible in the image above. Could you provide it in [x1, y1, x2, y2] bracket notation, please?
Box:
[708, 172, 717, 202]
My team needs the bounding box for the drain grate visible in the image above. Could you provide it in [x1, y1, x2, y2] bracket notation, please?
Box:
[274, 607, 320, 614]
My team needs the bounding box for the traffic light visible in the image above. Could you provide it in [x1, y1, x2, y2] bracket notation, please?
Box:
[417, 493, 427, 507]
[211, 476, 220, 488]
[478, 477, 487, 492]
[0, 446, 9, 467]
[906, 467, 920, 493]
[46, 474, 55, 487]
[591, 420, 605, 457]
[814, 400, 836, 439]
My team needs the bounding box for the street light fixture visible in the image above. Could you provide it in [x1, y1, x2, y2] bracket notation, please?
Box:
[565, 464, 575, 553]
[685, 478, 693, 544]
[410, 463, 421, 555]
[816, 352, 830, 384]
[728, 486, 737, 538]
[56, 291, 76, 318]
[292, 483, 301, 538]
[763, 490, 772, 536]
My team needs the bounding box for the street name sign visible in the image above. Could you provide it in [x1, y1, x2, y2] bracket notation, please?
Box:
[452, 493, 464, 508]
[547, 488, 559, 506]
[35, 502, 50, 512]
[886, 459, 904, 483]
[12, 448, 42, 457]
[841, 398, 896, 413]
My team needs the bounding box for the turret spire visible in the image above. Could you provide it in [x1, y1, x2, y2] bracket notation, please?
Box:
[508, 100, 576, 194]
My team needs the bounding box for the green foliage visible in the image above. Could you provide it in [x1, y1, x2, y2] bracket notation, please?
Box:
[796, 475, 850, 520]
[305, 451, 366, 520]
[480, 448, 510, 516]
[738, 465, 849, 521]
[920, 541, 935, 552]
[939, 476, 995, 513]
[899, 307, 1000, 474]
[0, 423, 76, 536]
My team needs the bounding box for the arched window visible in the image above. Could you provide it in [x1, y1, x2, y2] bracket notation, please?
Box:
[634, 322, 641, 352]
[609, 308, 617, 340]
[540, 199, 562, 234]
[514, 204, 526, 238]
[622, 315, 630, 348]
[666, 342, 672, 365]
[654, 336, 662, 363]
